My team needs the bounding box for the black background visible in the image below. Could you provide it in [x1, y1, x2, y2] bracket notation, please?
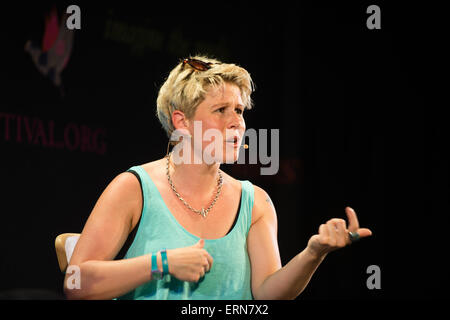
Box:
[0, 1, 447, 302]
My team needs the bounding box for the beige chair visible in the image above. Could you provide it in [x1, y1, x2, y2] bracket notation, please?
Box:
[55, 233, 80, 273]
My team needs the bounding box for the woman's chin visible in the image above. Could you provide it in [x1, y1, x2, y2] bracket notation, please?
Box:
[221, 150, 240, 164]
[185, 147, 240, 164]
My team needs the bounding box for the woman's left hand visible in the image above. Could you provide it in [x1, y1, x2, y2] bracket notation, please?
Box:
[306, 207, 372, 259]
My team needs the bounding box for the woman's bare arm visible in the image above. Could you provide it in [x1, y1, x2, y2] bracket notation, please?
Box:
[248, 187, 372, 300]
[64, 172, 154, 299]
[64, 171, 214, 300]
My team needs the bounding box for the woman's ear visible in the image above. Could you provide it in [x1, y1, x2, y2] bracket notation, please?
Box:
[172, 110, 188, 129]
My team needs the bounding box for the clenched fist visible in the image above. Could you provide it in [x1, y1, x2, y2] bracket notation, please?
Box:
[166, 239, 214, 282]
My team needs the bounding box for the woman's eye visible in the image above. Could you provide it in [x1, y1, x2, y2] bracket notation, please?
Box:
[216, 107, 243, 114]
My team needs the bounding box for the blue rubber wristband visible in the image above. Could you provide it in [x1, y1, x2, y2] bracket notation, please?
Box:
[160, 249, 169, 276]
[151, 252, 162, 280]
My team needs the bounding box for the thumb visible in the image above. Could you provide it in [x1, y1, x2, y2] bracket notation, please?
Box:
[194, 239, 204, 248]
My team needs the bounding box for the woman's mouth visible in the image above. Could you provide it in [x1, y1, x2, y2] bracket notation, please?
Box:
[225, 136, 240, 147]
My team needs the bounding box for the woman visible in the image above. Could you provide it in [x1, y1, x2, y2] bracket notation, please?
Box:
[64, 55, 372, 300]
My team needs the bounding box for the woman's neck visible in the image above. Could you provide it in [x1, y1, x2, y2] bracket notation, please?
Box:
[167, 153, 222, 197]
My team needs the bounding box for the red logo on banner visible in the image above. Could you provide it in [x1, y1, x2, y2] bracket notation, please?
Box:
[24, 6, 75, 97]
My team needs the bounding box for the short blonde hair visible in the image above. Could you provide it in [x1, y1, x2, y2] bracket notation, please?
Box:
[156, 55, 254, 138]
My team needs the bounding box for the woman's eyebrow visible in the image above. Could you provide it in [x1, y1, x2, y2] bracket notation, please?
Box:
[210, 103, 228, 109]
[210, 103, 244, 109]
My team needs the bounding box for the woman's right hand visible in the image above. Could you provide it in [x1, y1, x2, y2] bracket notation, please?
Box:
[166, 239, 213, 282]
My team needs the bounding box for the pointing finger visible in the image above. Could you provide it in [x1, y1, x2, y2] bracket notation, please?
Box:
[345, 207, 360, 231]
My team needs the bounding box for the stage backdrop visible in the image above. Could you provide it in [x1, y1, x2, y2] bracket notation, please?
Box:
[1, 2, 445, 300]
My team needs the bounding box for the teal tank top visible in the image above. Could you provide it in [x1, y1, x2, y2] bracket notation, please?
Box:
[117, 165, 254, 300]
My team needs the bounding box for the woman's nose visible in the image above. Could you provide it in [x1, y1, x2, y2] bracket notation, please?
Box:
[227, 111, 243, 129]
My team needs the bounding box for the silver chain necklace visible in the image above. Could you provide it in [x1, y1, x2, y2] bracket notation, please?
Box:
[166, 151, 223, 218]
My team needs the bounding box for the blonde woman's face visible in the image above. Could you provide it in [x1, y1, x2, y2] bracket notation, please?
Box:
[187, 82, 246, 163]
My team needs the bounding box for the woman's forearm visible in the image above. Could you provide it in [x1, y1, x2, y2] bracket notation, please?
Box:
[64, 254, 155, 300]
[254, 248, 326, 300]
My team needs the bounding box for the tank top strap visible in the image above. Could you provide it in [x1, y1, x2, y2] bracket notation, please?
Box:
[238, 179, 255, 236]
[126, 165, 158, 216]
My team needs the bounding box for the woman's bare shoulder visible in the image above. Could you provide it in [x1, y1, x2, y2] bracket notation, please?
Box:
[219, 169, 266, 200]
[250, 183, 276, 225]
[219, 169, 242, 190]
[138, 158, 166, 182]
[140, 158, 165, 172]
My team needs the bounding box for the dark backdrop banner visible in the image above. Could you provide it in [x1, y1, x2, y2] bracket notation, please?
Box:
[0, 1, 446, 301]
